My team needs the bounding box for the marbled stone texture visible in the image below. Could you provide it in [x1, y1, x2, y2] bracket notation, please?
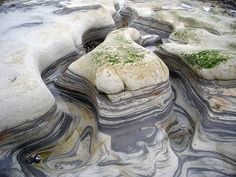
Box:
[0, 0, 118, 131]
[0, 0, 236, 177]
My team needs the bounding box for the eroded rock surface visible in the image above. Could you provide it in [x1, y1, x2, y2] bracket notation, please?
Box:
[69, 27, 169, 94]
[122, 0, 236, 80]
[0, 0, 118, 131]
[0, 0, 236, 177]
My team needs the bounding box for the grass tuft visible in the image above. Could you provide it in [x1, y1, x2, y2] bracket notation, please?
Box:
[91, 31, 145, 66]
[183, 50, 228, 69]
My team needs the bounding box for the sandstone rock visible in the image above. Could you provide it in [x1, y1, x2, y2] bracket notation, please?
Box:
[122, 0, 236, 80]
[0, 0, 118, 131]
[69, 27, 169, 94]
[1, 1, 236, 177]
[96, 67, 125, 94]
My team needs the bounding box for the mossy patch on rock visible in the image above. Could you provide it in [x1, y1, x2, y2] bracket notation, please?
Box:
[182, 50, 228, 69]
[69, 28, 169, 94]
[124, 0, 236, 80]
[173, 29, 191, 39]
[172, 29, 200, 43]
[90, 32, 145, 66]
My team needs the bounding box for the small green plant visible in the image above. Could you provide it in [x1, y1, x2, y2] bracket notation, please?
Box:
[183, 50, 228, 69]
[108, 58, 119, 65]
[125, 59, 134, 63]
[172, 29, 199, 43]
[91, 30, 145, 66]
[173, 30, 190, 38]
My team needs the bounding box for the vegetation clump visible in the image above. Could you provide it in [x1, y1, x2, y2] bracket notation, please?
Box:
[90, 32, 145, 66]
[183, 50, 228, 69]
[91, 51, 120, 65]
[172, 29, 199, 43]
[173, 29, 191, 39]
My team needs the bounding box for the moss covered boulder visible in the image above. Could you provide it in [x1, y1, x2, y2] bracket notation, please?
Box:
[69, 28, 169, 94]
[121, 0, 236, 80]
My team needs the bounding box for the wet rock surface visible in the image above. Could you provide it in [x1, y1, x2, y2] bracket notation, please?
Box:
[0, 0, 236, 177]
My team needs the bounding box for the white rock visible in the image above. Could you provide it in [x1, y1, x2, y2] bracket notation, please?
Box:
[96, 67, 124, 94]
[0, 0, 117, 131]
[69, 28, 169, 94]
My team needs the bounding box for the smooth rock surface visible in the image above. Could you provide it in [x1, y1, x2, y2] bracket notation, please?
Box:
[69, 27, 169, 94]
[122, 0, 236, 80]
[0, 0, 117, 131]
[0, 0, 236, 177]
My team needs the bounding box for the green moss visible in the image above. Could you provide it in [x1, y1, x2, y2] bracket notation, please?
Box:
[91, 51, 120, 66]
[172, 29, 199, 43]
[91, 30, 145, 66]
[173, 30, 190, 39]
[183, 50, 228, 69]
[107, 58, 119, 64]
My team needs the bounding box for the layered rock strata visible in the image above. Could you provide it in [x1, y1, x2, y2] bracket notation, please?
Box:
[121, 0, 236, 80]
[120, 0, 236, 176]
[58, 27, 171, 129]
[0, 0, 236, 177]
[0, 0, 119, 131]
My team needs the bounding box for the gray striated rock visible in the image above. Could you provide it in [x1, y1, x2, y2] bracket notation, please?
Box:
[0, 0, 119, 131]
[0, 0, 236, 177]
[121, 0, 236, 80]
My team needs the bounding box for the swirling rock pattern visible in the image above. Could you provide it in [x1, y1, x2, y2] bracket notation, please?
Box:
[0, 0, 236, 177]
[121, 0, 236, 80]
[0, 0, 118, 131]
